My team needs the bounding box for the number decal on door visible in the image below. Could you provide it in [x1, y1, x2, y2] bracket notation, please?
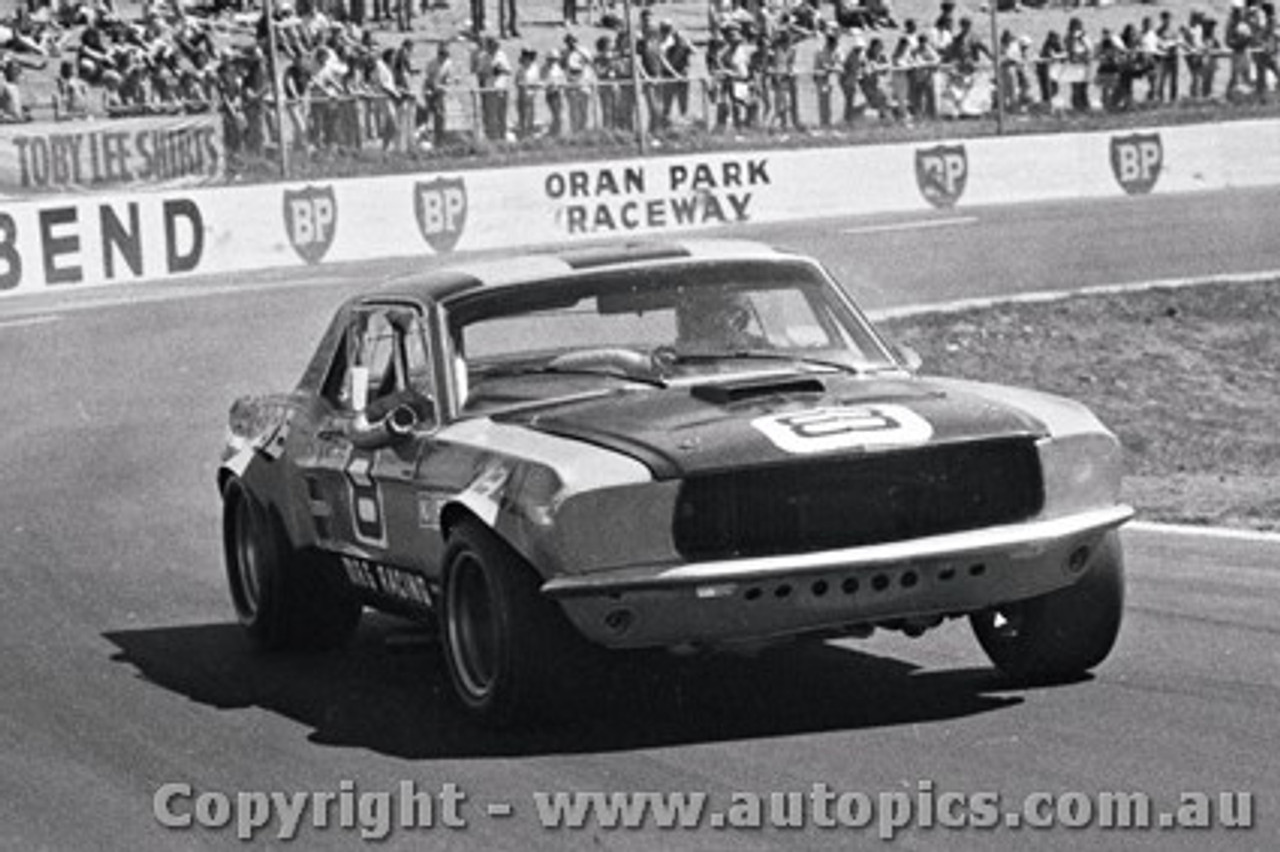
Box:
[752, 405, 933, 454]
[344, 447, 388, 547]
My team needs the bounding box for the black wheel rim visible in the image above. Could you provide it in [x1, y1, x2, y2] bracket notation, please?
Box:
[447, 551, 499, 700]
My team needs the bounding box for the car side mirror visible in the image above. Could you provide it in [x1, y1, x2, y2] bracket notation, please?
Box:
[350, 393, 436, 450]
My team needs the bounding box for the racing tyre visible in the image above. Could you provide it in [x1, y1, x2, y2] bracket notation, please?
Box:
[223, 480, 362, 651]
[970, 531, 1125, 683]
[441, 519, 597, 726]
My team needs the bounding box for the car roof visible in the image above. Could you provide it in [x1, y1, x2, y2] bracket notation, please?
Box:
[362, 239, 792, 306]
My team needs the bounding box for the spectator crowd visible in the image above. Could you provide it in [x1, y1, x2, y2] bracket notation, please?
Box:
[0, 0, 1277, 157]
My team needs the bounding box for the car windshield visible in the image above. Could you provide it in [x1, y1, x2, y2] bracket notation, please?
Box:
[445, 259, 896, 409]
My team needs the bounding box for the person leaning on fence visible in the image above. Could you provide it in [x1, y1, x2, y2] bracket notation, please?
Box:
[562, 33, 592, 135]
[812, 28, 841, 128]
[1199, 16, 1223, 98]
[840, 30, 866, 123]
[421, 41, 454, 148]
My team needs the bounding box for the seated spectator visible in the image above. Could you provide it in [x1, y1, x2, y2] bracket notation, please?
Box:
[78, 22, 120, 87]
[55, 59, 91, 117]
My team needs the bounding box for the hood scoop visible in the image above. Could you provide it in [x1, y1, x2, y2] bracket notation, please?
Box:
[689, 375, 827, 405]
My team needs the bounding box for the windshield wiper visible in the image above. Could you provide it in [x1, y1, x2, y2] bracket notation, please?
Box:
[666, 350, 864, 376]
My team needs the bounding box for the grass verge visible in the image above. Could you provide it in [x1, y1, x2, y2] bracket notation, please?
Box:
[877, 279, 1280, 532]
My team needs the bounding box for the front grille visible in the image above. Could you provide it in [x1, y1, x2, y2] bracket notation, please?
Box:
[673, 438, 1044, 561]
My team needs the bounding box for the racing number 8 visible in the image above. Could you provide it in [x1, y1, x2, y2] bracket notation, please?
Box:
[345, 448, 387, 547]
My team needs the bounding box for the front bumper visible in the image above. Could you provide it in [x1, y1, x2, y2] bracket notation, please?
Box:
[543, 505, 1133, 649]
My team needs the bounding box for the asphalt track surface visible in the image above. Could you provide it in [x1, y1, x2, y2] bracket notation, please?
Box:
[2, 187, 1279, 851]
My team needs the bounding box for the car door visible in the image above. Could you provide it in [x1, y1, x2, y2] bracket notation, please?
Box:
[303, 303, 441, 590]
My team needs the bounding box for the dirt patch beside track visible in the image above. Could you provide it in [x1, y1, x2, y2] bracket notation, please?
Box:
[879, 280, 1280, 532]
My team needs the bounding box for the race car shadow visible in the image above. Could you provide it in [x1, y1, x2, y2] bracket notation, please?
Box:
[104, 616, 1036, 759]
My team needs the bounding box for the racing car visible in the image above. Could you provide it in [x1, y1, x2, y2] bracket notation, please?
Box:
[218, 239, 1132, 724]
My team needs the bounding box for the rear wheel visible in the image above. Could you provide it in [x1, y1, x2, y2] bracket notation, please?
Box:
[971, 531, 1125, 683]
[223, 480, 362, 651]
[441, 519, 597, 726]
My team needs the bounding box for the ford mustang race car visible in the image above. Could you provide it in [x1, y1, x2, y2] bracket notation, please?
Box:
[218, 239, 1132, 724]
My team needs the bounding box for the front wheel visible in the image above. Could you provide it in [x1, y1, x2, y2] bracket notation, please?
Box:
[441, 520, 597, 726]
[971, 531, 1125, 683]
[223, 480, 362, 651]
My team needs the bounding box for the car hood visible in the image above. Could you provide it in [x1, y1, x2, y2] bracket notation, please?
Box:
[493, 371, 1048, 479]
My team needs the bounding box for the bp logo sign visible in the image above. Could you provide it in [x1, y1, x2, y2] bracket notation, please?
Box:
[283, 185, 337, 265]
[1110, 133, 1162, 195]
[915, 144, 968, 208]
[414, 177, 467, 254]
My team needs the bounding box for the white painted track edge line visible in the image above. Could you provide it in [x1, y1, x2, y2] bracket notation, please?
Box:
[867, 268, 1280, 321]
[1127, 520, 1280, 544]
[842, 216, 978, 236]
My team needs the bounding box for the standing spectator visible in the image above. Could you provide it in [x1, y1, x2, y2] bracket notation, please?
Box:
[393, 38, 416, 148]
[543, 48, 565, 137]
[1226, 4, 1253, 101]
[910, 30, 940, 118]
[469, 0, 485, 38]
[1036, 30, 1064, 109]
[660, 19, 693, 125]
[998, 31, 1031, 113]
[498, 0, 519, 39]
[1200, 16, 1223, 99]
[1183, 12, 1206, 99]
[515, 47, 539, 137]
[1156, 10, 1184, 103]
[861, 36, 891, 117]
[563, 0, 578, 26]
[395, 0, 413, 33]
[721, 22, 753, 128]
[891, 34, 913, 119]
[593, 35, 616, 130]
[1064, 16, 1092, 112]
[373, 47, 401, 150]
[421, 41, 454, 147]
[613, 29, 636, 132]
[769, 28, 799, 128]
[1252, 2, 1278, 103]
[637, 14, 664, 132]
[282, 49, 311, 152]
[473, 35, 510, 141]
[562, 32, 591, 134]
[812, 28, 841, 128]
